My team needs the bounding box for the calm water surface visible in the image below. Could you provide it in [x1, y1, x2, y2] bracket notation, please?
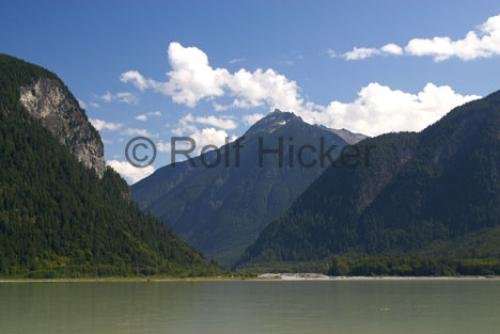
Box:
[1, 280, 499, 334]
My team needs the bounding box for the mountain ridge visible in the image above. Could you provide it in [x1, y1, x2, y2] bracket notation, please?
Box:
[238, 91, 500, 271]
[132, 109, 367, 266]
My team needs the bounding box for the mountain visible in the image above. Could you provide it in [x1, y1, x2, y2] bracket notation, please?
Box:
[239, 91, 500, 274]
[132, 110, 366, 266]
[0, 54, 216, 277]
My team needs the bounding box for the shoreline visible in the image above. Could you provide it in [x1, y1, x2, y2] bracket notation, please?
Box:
[1, 275, 500, 283]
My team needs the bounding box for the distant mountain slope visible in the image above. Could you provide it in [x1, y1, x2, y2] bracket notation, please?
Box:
[132, 111, 366, 266]
[239, 91, 500, 269]
[0, 54, 216, 277]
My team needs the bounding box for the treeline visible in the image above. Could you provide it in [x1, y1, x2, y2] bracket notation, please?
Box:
[327, 256, 500, 276]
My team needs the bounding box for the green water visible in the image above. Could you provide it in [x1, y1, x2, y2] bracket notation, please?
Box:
[1, 280, 499, 334]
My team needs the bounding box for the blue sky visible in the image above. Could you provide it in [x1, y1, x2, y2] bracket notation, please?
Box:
[2, 0, 500, 182]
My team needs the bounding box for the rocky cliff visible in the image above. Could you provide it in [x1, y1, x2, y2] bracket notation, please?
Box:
[19, 77, 105, 177]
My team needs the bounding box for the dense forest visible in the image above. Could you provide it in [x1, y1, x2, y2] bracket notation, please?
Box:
[0, 54, 217, 277]
[327, 256, 500, 276]
[238, 90, 500, 275]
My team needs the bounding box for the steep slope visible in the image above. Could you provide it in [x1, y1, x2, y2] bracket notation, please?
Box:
[0, 54, 216, 277]
[240, 91, 500, 269]
[132, 111, 366, 266]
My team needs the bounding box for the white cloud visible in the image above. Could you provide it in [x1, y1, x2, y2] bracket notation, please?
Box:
[156, 141, 171, 153]
[121, 45, 230, 108]
[343, 47, 381, 60]
[164, 42, 229, 107]
[341, 14, 500, 61]
[100, 91, 139, 104]
[343, 44, 403, 60]
[405, 14, 500, 61]
[135, 114, 148, 122]
[122, 128, 152, 137]
[243, 113, 265, 126]
[212, 102, 229, 111]
[296, 83, 479, 136]
[107, 160, 155, 184]
[194, 115, 237, 130]
[120, 70, 167, 94]
[122, 42, 304, 111]
[172, 112, 236, 131]
[120, 71, 150, 91]
[381, 43, 403, 55]
[190, 128, 229, 152]
[226, 68, 303, 111]
[171, 114, 230, 155]
[134, 111, 162, 122]
[172, 113, 198, 136]
[89, 118, 123, 131]
[122, 42, 480, 137]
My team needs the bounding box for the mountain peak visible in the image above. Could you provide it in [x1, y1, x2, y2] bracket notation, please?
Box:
[245, 109, 302, 135]
[246, 109, 367, 144]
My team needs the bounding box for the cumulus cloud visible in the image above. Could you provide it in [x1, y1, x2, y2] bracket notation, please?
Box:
[296, 83, 479, 136]
[120, 71, 151, 91]
[89, 118, 123, 131]
[171, 114, 230, 155]
[189, 128, 229, 151]
[123, 42, 480, 136]
[381, 43, 404, 55]
[100, 91, 139, 104]
[122, 42, 304, 111]
[107, 160, 155, 184]
[121, 44, 226, 107]
[341, 14, 500, 61]
[226, 68, 303, 111]
[243, 113, 265, 126]
[405, 14, 500, 61]
[193, 115, 237, 130]
[120, 71, 167, 96]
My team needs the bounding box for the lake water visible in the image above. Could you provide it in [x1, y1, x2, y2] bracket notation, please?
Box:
[1, 280, 500, 334]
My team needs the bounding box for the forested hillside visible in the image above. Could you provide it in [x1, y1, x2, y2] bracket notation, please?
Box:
[0, 54, 217, 277]
[239, 91, 500, 275]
